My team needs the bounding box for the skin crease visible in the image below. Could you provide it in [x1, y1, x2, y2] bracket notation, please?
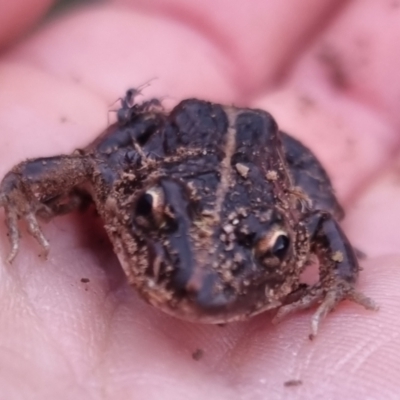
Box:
[0, 0, 400, 399]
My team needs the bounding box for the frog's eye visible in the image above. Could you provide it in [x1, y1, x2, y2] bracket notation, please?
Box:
[270, 233, 290, 260]
[135, 187, 179, 232]
[135, 192, 154, 217]
[135, 187, 166, 225]
[256, 229, 290, 261]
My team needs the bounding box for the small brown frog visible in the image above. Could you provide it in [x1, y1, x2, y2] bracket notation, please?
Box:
[0, 93, 377, 338]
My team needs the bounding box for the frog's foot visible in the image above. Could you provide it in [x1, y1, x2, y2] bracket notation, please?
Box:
[0, 173, 50, 263]
[273, 282, 378, 340]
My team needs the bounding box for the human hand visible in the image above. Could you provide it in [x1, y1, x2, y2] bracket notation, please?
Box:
[0, 1, 399, 399]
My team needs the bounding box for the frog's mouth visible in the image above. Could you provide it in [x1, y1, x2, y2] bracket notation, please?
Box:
[122, 232, 289, 323]
[140, 266, 284, 323]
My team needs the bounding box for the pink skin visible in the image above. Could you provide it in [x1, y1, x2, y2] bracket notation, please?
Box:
[0, 1, 400, 399]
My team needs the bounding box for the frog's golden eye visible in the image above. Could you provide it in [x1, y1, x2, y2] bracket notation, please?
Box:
[270, 233, 290, 260]
[256, 229, 290, 261]
[135, 187, 166, 225]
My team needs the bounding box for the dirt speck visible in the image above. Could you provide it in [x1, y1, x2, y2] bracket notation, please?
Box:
[284, 379, 303, 387]
[331, 251, 344, 263]
[192, 348, 204, 361]
[298, 95, 316, 114]
[317, 44, 349, 89]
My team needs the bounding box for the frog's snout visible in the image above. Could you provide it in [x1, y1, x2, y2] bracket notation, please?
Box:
[184, 271, 234, 312]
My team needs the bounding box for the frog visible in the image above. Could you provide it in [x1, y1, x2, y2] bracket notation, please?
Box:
[0, 92, 377, 339]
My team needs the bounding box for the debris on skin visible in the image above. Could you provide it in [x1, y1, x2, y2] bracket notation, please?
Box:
[316, 43, 349, 90]
[192, 348, 204, 361]
[284, 379, 303, 387]
[80, 278, 90, 283]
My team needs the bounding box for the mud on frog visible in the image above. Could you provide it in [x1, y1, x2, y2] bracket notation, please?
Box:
[0, 92, 377, 338]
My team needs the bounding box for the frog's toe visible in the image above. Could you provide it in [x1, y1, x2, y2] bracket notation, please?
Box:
[2, 206, 49, 263]
[25, 212, 50, 259]
[0, 174, 50, 263]
[273, 283, 378, 339]
[273, 287, 322, 324]
[3, 206, 20, 264]
[309, 285, 378, 340]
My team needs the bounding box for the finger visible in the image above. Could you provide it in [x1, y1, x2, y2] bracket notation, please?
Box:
[254, 89, 397, 203]
[0, 63, 114, 397]
[253, 0, 400, 203]
[0, 0, 54, 49]
[344, 152, 400, 258]
[112, 0, 348, 93]
[289, 0, 400, 128]
[8, 4, 237, 105]
[0, 63, 107, 172]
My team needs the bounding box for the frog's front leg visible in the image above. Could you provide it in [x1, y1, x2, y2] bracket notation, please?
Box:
[0, 155, 91, 262]
[275, 212, 378, 339]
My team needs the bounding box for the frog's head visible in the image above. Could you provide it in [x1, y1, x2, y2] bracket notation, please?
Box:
[125, 176, 301, 323]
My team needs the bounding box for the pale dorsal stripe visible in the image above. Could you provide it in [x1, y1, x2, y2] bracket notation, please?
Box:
[212, 107, 239, 222]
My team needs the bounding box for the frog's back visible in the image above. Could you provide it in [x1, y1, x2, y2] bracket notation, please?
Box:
[85, 97, 343, 221]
